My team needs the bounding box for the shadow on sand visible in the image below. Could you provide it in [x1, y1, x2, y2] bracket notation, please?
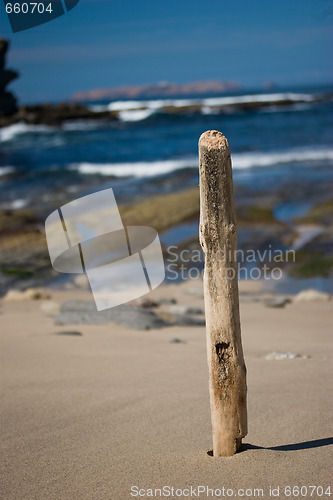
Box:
[207, 437, 333, 456]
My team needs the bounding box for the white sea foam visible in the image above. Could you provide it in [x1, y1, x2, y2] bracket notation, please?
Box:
[70, 146, 333, 178]
[232, 147, 333, 169]
[0, 122, 53, 142]
[70, 158, 197, 177]
[0, 166, 15, 176]
[118, 108, 156, 122]
[89, 91, 317, 121]
[0, 92, 319, 142]
[116, 98, 202, 121]
[202, 92, 314, 107]
[4, 198, 28, 209]
[107, 98, 197, 112]
[155, 98, 197, 108]
[107, 100, 148, 111]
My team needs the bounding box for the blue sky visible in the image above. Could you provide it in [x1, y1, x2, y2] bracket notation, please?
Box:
[1, 0, 332, 103]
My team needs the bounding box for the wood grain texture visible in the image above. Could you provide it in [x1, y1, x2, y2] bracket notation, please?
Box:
[199, 130, 247, 457]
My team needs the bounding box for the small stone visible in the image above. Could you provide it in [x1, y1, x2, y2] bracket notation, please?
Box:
[169, 338, 186, 344]
[264, 351, 310, 360]
[293, 289, 331, 302]
[55, 331, 82, 336]
[263, 296, 290, 308]
[132, 297, 158, 308]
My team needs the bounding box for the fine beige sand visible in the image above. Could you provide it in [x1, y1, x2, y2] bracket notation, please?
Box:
[1, 280, 332, 500]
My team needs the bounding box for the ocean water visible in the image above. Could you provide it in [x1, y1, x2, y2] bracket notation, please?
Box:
[0, 84, 332, 215]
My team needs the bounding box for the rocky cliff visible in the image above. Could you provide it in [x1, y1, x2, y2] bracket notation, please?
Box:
[0, 38, 19, 117]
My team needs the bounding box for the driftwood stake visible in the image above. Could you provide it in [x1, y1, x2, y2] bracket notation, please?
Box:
[199, 130, 247, 457]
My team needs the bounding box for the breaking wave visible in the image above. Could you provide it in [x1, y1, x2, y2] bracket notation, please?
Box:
[0, 122, 53, 142]
[88, 91, 319, 121]
[0, 165, 15, 176]
[69, 146, 333, 178]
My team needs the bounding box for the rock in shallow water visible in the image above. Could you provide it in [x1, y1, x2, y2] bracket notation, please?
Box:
[263, 296, 291, 308]
[55, 301, 168, 330]
[55, 300, 205, 330]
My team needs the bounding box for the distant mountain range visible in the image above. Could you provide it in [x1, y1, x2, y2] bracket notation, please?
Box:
[71, 80, 241, 102]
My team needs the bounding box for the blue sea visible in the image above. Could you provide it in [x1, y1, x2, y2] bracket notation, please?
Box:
[0, 84, 332, 217]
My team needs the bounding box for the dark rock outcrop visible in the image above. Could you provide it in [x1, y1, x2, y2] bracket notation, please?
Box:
[14, 102, 118, 126]
[0, 39, 118, 127]
[0, 39, 18, 117]
[0, 101, 119, 128]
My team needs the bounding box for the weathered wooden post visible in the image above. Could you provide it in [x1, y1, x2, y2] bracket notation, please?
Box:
[199, 130, 247, 457]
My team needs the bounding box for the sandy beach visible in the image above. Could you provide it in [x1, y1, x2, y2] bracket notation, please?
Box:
[1, 1, 333, 498]
[1, 279, 332, 500]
